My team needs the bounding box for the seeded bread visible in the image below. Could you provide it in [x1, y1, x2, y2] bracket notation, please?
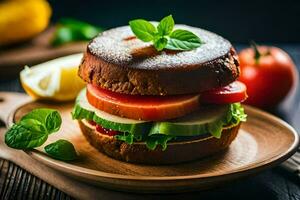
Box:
[79, 25, 240, 95]
[78, 120, 241, 165]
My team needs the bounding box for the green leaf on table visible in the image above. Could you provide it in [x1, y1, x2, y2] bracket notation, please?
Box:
[5, 108, 62, 149]
[44, 139, 77, 161]
[20, 108, 62, 134]
[5, 123, 48, 149]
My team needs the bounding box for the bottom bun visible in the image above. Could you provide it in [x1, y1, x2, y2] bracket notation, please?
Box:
[78, 120, 241, 165]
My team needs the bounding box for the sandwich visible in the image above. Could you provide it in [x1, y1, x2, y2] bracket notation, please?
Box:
[72, 16, 247, 164]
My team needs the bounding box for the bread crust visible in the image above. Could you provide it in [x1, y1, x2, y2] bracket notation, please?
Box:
[79, 48, 239, 95]
[78, 120, 241, 165]
[78, 25, 240, 95]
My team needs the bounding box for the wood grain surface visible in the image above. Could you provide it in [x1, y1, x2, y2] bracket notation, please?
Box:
[0, 93, 74, 199]
[0, 159, 73, 200]
[1, 95, 297, 193]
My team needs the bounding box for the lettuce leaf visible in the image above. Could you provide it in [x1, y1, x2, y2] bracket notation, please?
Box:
[115, 133, 173, 151]
[208, 103, 247, 139]
[115, 103, 246, 150]
[227, 103, 247, 125]
[115, 133, 134, 144]
[207, 119, 224, 139]
[75, 101, 247, 150]
[145, 135, 174, 151]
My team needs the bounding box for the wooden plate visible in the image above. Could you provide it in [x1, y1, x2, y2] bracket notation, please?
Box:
[8, 102, 299, 193]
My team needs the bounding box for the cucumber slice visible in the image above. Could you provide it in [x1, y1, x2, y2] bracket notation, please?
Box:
[149, 105, 229, 137]
[72, 89, 152, 136]
[73, 89, 239, 139]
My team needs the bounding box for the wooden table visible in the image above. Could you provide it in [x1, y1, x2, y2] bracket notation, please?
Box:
[0, 45, 299, 200]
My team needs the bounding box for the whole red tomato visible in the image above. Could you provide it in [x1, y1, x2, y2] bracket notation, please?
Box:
[238, 44, 297, 109]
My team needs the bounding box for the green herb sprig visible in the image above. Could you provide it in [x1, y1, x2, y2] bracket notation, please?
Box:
[5, 108, 77, 161]
[51, 18, 103, 46]
[129, 15, 203, 51]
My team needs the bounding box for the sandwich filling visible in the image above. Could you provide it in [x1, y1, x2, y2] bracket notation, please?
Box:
[72, 82, 247, 150]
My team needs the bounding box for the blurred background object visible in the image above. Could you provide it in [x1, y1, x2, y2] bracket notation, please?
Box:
[20, 54, 85, 102]
[0, 0, 51, 46]
[51, 18, 102, 46]
[238, 44, 297, 110]
[0, 1, 101, 79]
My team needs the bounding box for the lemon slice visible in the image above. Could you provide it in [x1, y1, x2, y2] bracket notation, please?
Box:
[20, 54, 85, 101]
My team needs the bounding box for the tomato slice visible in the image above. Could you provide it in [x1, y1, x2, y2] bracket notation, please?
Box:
[201, 81, 248, 104]
[86, 81, 247, 121]
[86, 84, 201, 121]
[96, 124, 121, 136]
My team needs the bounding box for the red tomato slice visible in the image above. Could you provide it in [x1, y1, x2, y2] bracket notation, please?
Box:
[96, 124, 121, 136]
[201, 81, 248, 104]
[86, 84, 201, 121]
[86, 81, 247, 121]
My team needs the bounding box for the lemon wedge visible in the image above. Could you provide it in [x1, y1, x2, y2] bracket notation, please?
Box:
[20, 54, 85, 101]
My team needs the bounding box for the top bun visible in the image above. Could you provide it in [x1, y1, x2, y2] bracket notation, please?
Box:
[79, 24, 239, 95]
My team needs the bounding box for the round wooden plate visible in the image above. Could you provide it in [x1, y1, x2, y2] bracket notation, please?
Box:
[9, 102, 299, 193]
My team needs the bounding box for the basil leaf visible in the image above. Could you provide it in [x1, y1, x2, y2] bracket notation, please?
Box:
[44, 139, 77, 161]
[157, 15, 174, 36]
[166, 29, 203, 50]
[154, 37, 168, 51]
[19, 118, 46, 133]
[5, 108, 62, 150]
[45, 110, 62, 133]
[5, 124, 48, 149]
[129, 15, 202, 51]
[129, 19, 157, 42]
[21, 108, 62, 134]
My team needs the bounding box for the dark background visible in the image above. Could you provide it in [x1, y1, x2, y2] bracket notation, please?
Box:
[48, 0, 300, 43]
